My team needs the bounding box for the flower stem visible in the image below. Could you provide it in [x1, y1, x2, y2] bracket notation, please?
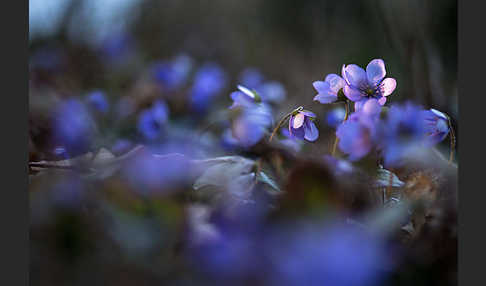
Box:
[331, 100, 350, 156]
[447, 115, 456, 163]
[269, 106, 303, 143]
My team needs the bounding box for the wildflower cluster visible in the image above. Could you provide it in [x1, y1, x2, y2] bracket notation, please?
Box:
[313, 59, 453, 167]
[30, 48, 457, 286]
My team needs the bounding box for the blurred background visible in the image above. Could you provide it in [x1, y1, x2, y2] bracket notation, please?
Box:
[29, 0, 457, 285]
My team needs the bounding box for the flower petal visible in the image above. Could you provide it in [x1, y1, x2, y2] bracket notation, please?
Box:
[325, 73, 345, 94]
[366, 59, 386, 87]
[230, 91, 255, 108]
[300, 110, 316, 118]
[379, 78, 396, 96]
[237, 85, 255, 98]
[303, 120, 319, 141]
[344, 64, 367, 89]
[343, 85, 364, 102]
[292, 113, 305, 129]
[312, 81, 330, 94]
[377, 96, 387, 105]
[354, 99, 367, 112]
[362, 98, 381, 116]
[430, 108, 448, 120]
[314, 94, 337, 104]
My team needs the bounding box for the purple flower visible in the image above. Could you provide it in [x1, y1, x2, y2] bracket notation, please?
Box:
[86, 90, 109, 113]
[231, 105, 273, 148]
[238, 67, 264, 89]
[137, 100, 170, 141]
[264, 223, 389, 286]
[258, 81, 287, 104]
[380, 102, 429, 166]
[423, 108, 450, 144]
[313, 74, 346, 104]
[326, 107, 346, 128]
[190, 63, 227, 113]
[229, 85, 259, 109]
[289, 110, 319, 142]
[152, 55, 193, 91]
[122, 150, 191, 195]
[341, 59, 397, 107]
[52, 99, 96, 156]
[335, 99, 381, 160]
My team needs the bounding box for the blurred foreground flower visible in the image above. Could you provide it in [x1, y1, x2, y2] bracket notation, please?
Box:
[238, 67, 264, 89]
[229, 85, 260, 109]
[86, 90, 109, 114]
[52, 99, 96, 156]
[231, 106, 273, 148]
[380, 102, 428, 167]
[335, 99, 381, 160]
[152, 54, 193, 91]
[190, 63, 227, 113]
[265, 223, 389, 286]
[137, 100, 169, 141]
[326, 107, 346, 128]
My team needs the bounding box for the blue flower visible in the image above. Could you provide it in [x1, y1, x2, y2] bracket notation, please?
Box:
[190, 63, 227, 113]
[379, 102, 429, 166]
[289, 110, 319, 142]
[423, 108, 450, 144]
[335, 99, 381, 160]
[152, 55, 193, 91]
[341, 59, 397, 108]
[86, 90, 109, 113]
[326, 107, 346, 128]
[313, 74, 346, 104]
[122, 149, 191, 195]
[137, 100, 170, 141]
[238, 67, 264, 89]
[52, 99, 96, 156]
[265, 223, 389, 286]
[258, 81, 287, 104]
[229, 85, 259, 109]
[231, 105, 273, 148]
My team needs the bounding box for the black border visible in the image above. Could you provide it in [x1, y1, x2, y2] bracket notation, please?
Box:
[1, 0, 28, 284]
[458, 0, 485, 285]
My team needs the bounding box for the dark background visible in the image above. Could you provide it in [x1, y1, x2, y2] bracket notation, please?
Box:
[29, 0, 457, 114]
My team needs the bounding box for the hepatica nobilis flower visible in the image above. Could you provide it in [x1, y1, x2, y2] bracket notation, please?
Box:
[137, 100, 170, 140]
[152, 55, 193, 91]
[342, 59, 397, 107]
[423, 108, 450, 144]
[231, 104, 273, 148]
[313, 74, 346, 104]
[229, 85, 261, 109]
[86, 90, 109, 114]
[289, 110, 319, 142]
[380, 102, 429, 166]
[190, 63, 227, 113]
[336, 99, 382, 160]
